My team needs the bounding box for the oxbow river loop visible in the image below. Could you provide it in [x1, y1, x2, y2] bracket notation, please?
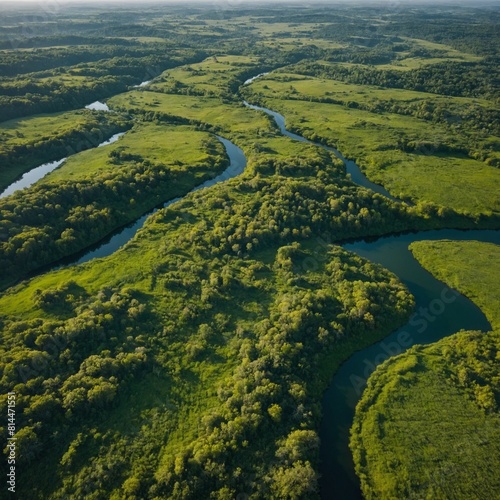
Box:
[2, 77, 498, 500]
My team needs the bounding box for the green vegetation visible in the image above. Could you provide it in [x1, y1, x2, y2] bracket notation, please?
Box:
[0, 3, 498, 499]
[351, 240, 500, 499]
[0, 123, 228, 288]
[0, 123, 417, 497]
[410, 240, 500, 328]
[242, 74, 500, 217]
[0, 43, 206, 121]
[0, 110, 130, 191]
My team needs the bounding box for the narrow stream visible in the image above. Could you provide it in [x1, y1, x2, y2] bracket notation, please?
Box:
[242, 101, 398, 202]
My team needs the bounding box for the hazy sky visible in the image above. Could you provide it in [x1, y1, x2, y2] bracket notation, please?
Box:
[0, 0, 497, 6]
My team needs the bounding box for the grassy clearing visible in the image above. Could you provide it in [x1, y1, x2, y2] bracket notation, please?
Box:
[148, 54, 263, 96]
[410, 240, 500, 329]
[250, 70, 490, 107]
[0, 110, 95, 148]
[351, 341, 500, 499]
[109, 91, 271, 136]
[259, 38, 346, 51]
[108, 88, 337, 165]
[0, 118, 230, 287]
[0, 109, 127, 190]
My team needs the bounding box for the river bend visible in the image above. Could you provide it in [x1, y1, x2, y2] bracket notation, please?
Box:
[2, 80, 498, 500]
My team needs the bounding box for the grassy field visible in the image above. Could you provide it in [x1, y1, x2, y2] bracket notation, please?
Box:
[243, 81, 500, 216]
[111, 56, 500, 221]
[45, 123, 225, 183]
[351, 240, 500, 499]
[375, 41, 483, 71]
[249, 70, 490, 107]
[109, 91, 271, 136]
[410, 240, 500, 329]
[0, 110, 98, 148]
[148, 54, 264, 96]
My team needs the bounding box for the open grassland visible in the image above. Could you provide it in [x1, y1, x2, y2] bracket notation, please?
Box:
[249, 70, 491, 108]
[351, 336, 500, 499]
[351, 240, 500, 498]
[243, 79, 500, 217]
[374, 38, 484, 71]
[148, 54, 265, 97]
[0, 110, 100, 148]
[259, 37, 346, 52]
[108, 88, 338, 164]
[410, 240, 500, 329]
[390, 37, 484, 68]
[0, 120, 230, 287]
[109, 91, 272, 137]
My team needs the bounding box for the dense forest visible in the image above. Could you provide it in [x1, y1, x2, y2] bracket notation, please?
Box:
[0, 3, 498, 499]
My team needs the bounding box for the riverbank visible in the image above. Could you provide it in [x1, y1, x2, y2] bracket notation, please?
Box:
[350, 240, 500, 499]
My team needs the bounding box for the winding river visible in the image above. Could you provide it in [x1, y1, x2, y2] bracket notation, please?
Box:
[243, 101, 398, 202]
[51, 136, 246, 267]
[3, 81, 498, 499]
[320, 228, 499, 499]
[240, 99, 499, 497]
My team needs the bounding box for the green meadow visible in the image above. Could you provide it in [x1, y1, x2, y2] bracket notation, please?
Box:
[410, 240, 500, 328]
[45, 124, 225, 183]
[243, 77, 500, 217]
[0, 110, 127, 190]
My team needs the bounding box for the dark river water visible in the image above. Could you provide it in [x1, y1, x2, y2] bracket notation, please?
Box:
[3, 80, 498, 499]
[320, 228, 499, 499]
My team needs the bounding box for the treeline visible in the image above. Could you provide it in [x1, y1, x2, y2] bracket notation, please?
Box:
[0, 140, 228, 287]
[291, 60, 500, 99]
[0, 50, 207, 122]
[0, 35, 139, 51]
[0, 43, 174, 77]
